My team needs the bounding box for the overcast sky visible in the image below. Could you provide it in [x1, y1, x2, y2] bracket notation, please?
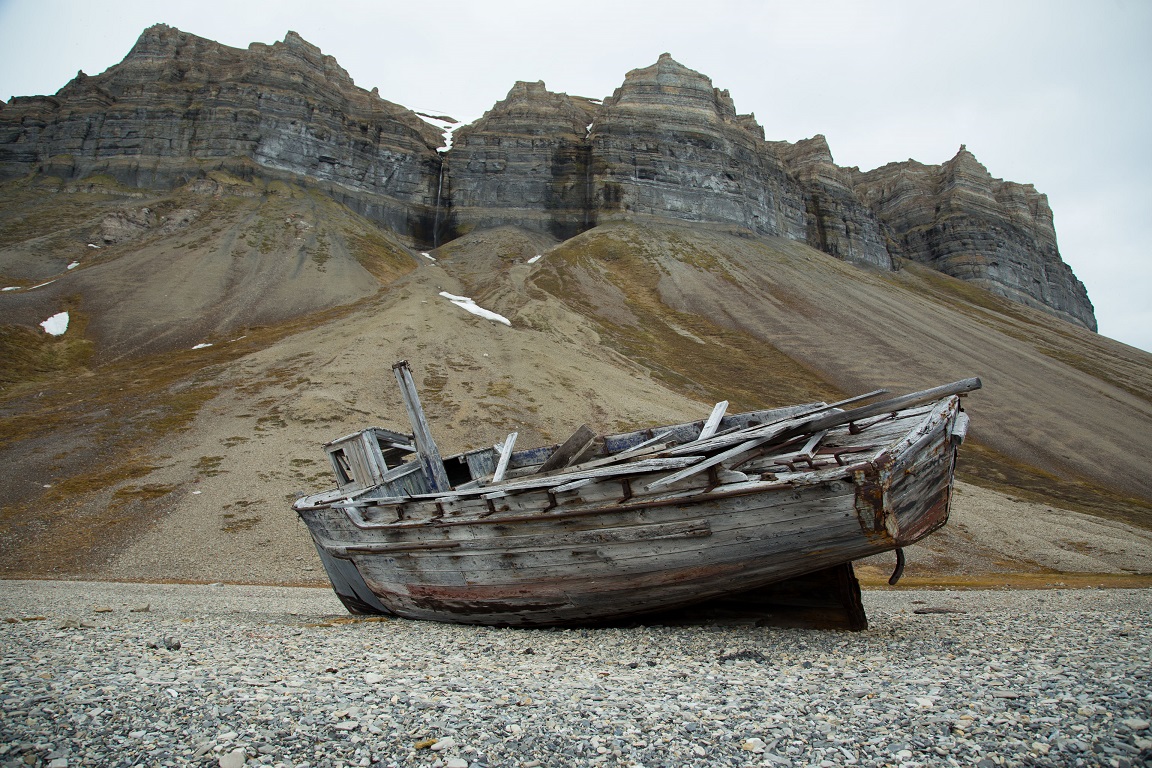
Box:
[1, 0, 1149, 352]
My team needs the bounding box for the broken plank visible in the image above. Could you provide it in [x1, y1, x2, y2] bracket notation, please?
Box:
[699, 401, 729, 440]
[491, 432, 518, 483]
[537, 424, 597, 473]
[646, 437, 772, 490]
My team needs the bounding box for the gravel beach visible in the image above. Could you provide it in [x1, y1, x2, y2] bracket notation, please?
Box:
[1, 581, 1149, 768]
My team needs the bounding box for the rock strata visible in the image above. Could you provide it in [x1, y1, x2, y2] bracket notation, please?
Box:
[448, 80, 599, 240]
[590, 54, 807, 241]
[0, 24, 445, 237]
[0, 30, 1096, 329]
[774, 135, 892, 270]
[852, 147, 1095, 329]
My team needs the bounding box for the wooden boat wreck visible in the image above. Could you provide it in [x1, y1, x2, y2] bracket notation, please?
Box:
[294, 361, 980, 628]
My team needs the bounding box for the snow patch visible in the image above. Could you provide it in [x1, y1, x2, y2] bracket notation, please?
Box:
[192, 343, 213, 350]
[420, 252, 436, 261]
[527, 254, 543, 264]
[67, 261, 80, 270]
[410, 108, 478, 152]
[2, 286, 19, 292]
[27, 279, 56, 290]
[87, 243, 101, 249]
[439, 291, 512, 326]
[40, 312, 69, 336]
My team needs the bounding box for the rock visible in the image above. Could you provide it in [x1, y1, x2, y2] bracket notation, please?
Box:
[363, 672, 385, 684]
[218, 749, 247, 768]
[851, 146, 1095, 330]
[145, 637, 181, 650]
[129, 603, 150, 613]
[92, 606, 113, 613]
[774, 135, 892, 269]
[1123, 718, 1149, 730]
[0, 24, 444, 239]
[592, 54, 806, 242]
[741, 737, 766, 752]
[99, 208, 157, 245]
[431, 736, 456, 751]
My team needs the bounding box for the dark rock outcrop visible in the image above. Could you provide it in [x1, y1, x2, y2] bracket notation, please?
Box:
[448, 80, 599, 241]
[590, 54, 806, 241]
[851, 147, 1095, 330]
[0, 29, 1095, 330]
[0, 24, 445, 236]
[773, 135, 892, 270]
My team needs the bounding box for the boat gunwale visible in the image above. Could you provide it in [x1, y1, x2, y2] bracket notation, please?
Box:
[298, 398, 962, 536]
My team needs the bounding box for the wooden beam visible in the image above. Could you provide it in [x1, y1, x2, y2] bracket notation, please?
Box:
[699, 401, 729, 440]
[391, 360, 452, 492]
[491, 432, 518, 484]
[537, 424, 597, 473]
[784, 378, 981, 438]
[646, 436, 771, 490]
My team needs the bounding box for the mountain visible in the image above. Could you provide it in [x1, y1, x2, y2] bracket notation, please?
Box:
[1, 27, 1093, 330]
[0, 27, 1148, 585]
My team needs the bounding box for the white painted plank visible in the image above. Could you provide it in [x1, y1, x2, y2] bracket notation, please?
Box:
[491, 432, 518, 483]
[698, 400, 729, 440]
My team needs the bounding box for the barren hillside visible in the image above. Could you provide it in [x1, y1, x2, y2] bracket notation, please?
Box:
[1, 180, 1150, 585]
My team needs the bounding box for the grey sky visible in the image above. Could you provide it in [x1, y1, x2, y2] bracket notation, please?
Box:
[1, 0, 1149, 352]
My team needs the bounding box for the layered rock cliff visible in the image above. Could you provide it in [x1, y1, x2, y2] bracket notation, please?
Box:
[589, 54, 808, 242]
[0, 27, 1095, 330]
[0, 24, 446, 236]
[448, 80, 599, 240]
[851, 148, 1095, 329]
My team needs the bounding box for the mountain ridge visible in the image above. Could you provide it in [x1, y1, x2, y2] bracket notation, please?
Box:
[0, 26, 1094, 330]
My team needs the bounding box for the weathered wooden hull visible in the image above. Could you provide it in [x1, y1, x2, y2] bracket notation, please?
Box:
[295, 390, 971, 627]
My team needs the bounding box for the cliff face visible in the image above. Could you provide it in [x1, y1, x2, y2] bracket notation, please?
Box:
[773, 135, 892, 270]
[851, 148, 1096, 330]
[0, 28, 1095, 330]
[0, 24, 446, 236]
[589, 54, 807, 240]
[448, 80, 599, 241]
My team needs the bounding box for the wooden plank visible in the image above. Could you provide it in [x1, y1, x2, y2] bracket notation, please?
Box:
[537, 424, 597, 473]
[392, 360, 452, 492]
[491, 432, 518, 483]
[798, 429, 828, 458]
[646, 436, 772, 490]
[529, 432, 675, 476]
[494, 455, 706, 493]
[699, 401, 729, 440]
[786, 379, 980, 438]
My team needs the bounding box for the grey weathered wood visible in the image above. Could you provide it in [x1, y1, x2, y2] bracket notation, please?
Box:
[491, 432, 518, 483]
[646, 436, 773, 490]
[392, 360, 452, 492]
[798, 430, 828, 458]
[785, 379, 980, 438]
[296, 374, 976, 627]
[699, 401, 729, 440]
[537, 424, 597, 473]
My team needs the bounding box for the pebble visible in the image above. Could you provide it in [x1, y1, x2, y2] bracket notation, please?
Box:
[1, 581, 1150, 768]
